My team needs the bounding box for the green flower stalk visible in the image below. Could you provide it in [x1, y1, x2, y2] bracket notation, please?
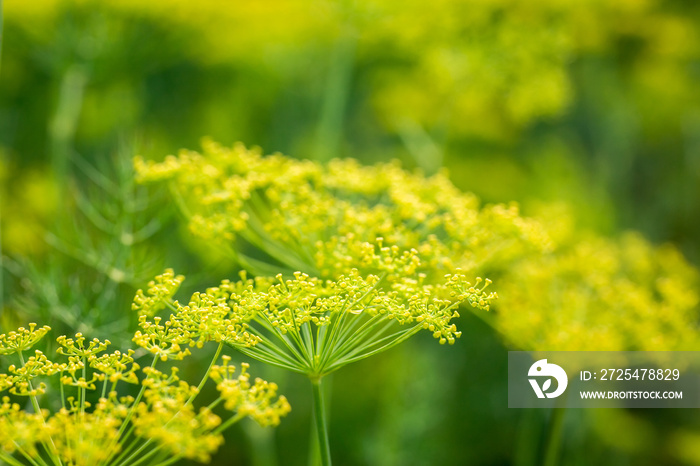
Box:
[0, 273, 291, 466]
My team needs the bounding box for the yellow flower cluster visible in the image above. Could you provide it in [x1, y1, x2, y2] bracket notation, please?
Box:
[497, 231, 700, 351]
[0, 397, 46, 458]
[7, 350, 62, 396]
[131, 268, 185, 317]
[131, 367, 223, 463]
[173, 247, 496, 376]
[135, 141, 550, 281]
[132, 271, 262, 362]
[47, 395, 125, 466]
[0, 285, 291, 466]
[90, 350, 140, 385]
[125, 255, 494, 380]
[0, 323, 51, 355]
[137, 143, 700, 353]
[210, 357, 291, 427]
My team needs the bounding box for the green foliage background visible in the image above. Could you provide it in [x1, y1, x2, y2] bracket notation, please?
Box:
[1, 1, 700, 465]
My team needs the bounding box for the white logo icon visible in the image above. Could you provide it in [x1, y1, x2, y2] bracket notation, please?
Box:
[528, 359, 568, 398]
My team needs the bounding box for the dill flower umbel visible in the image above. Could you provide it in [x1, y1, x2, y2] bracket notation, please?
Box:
[0, 323, 51, 355]
[125, 247, 494, 466]
[496, 229, 700, 351]
[134, 140, 550, 281]
[129, 249, 495, 379]
[0, 272, 291, 466]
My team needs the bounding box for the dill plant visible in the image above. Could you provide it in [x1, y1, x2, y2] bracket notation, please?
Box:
[135, 141, 700, 354]
[0, 272, 291, 466]
[134, 143, 506, 465]
[135, 141, 700, 464]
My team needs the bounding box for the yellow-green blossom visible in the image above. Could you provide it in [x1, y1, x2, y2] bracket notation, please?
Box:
[171, 249, 496, 376]
[0, 397, 47, 457]
[496, 231, 700, 351]
[210, 357, 291, 427]
[90, 350, 140, 384]
[138, 144, 700, 357]
[9, 0, 697, 140]
[131, 366, 223, 462]
[57, 333, 111, 358]
[134, 141, 550, 281]
[132, 315, 193, 361]
[47, 394, 126, 466]
[7, 350, 62, 396]
[0, 299, 291, 466]
[0, 323, 51, 355]
[131, 268, 185, 317]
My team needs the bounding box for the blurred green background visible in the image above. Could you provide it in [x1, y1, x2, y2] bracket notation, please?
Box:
[1, 1, 700, 465]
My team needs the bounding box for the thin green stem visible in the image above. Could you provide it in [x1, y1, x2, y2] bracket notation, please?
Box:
[286, 308, 313, 364]
[105, 356, 158, 465]
[232, 345, 307, 375]
[326, 314, 385, 363]
[239, 211, 313, 273]
[185, 342, 224, 407]
[213, 412, 246, 435]
[310, 378, 332, 466]
[239, 321, 310, 370]
[326, 326, 421, 372]
[9, 442, 44, 466]
[17, 352, 62, 466]
[0, 450, 29, 466]
[117, 344, 246, 466]
[206, 396, 224, 411]
[321, 273, 387, 360]
[299, 319, 317, 366]
[254, 339, 307, 369]
[81, 357, 87, 414]
[254, 313, 310, 366]
[247, 192, 317, 270]
[109, 424, 139, 466]
[543, 397, 568, 466]
[147, 449, 171, 466]
[317, 300, 356, 369]
[335, 321, 409, 360]
[115, 442, 162, 466]
[59, 371, 66, 410]
[315, 322, 325, 360]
